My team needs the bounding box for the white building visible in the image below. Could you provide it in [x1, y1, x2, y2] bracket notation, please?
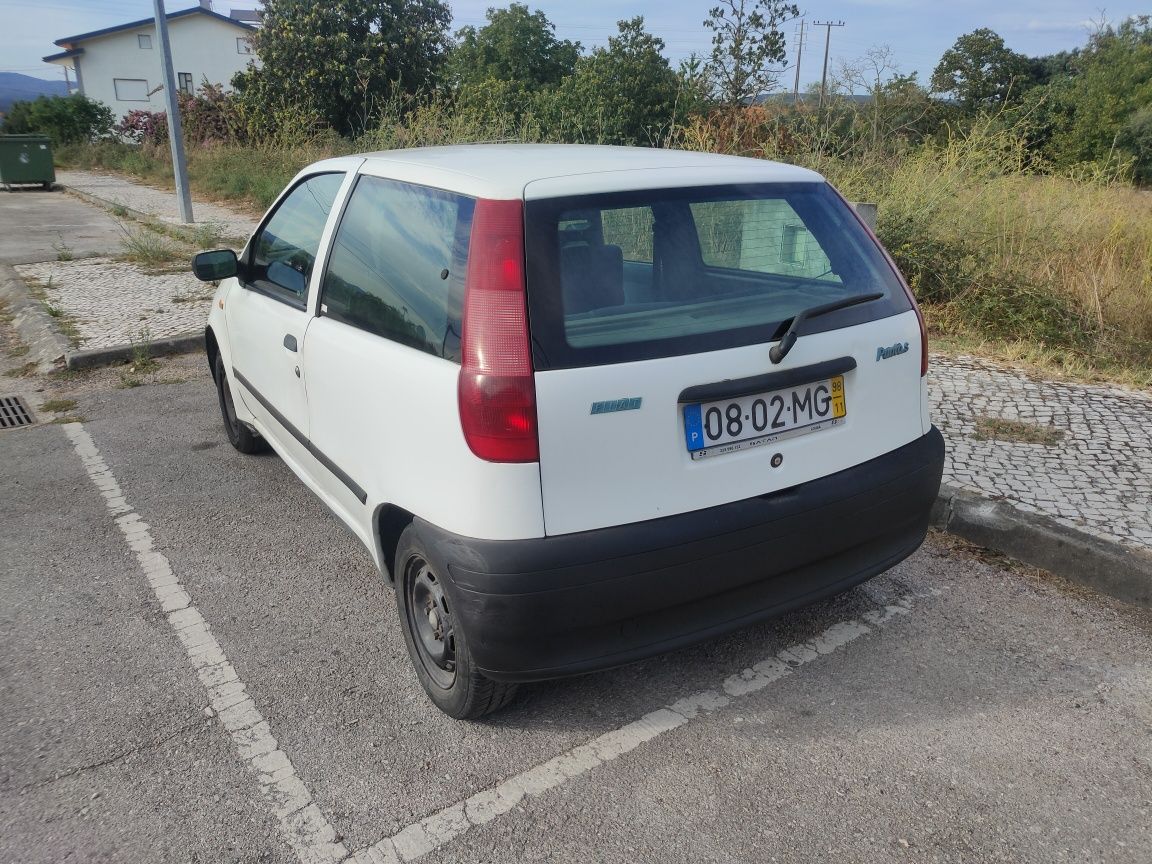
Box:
[42, 3, 260, 117]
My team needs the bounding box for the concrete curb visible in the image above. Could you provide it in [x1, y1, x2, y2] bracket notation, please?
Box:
[932, 483, 1152, 607]
[66, 331, 203, 370]
[0, 262, 70, 372]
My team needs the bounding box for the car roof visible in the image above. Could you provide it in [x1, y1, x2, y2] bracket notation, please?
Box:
[308, 144, 824, 199]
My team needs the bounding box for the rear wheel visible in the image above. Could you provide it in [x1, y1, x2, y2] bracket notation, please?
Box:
[213, 353, 267, 454]
[394, 525, 518, 719]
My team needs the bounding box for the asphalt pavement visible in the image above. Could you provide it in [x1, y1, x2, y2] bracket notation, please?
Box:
[2, 368, 1151, 864]
[0, 186, 124, 265]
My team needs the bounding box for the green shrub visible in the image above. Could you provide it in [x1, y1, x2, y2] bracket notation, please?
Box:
[2, 94, 114, 144]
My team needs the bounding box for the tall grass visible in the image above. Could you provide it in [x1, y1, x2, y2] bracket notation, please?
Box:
[841, 120, 1151, 373]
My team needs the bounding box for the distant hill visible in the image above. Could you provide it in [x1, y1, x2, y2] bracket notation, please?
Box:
[0, 73, 69, 115]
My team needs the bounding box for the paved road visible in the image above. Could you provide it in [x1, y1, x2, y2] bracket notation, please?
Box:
[0, 187, 124, 265]
[2, 369, 1151, 864]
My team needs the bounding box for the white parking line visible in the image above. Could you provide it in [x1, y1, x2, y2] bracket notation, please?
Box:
[63, 423, 351, 864]
[352, 593, 925, 863]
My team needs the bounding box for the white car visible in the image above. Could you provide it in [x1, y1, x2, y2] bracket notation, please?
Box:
[193, 145, 945, 719]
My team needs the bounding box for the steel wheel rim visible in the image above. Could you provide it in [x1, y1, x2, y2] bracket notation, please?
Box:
[405, 556, 456, 689]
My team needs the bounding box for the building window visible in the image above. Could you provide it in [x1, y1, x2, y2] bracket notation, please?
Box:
[236, 37, 252, 55]
[113, 78, 150, 102]
[178, 73, 194, 96]
[138, 34, 152, 49]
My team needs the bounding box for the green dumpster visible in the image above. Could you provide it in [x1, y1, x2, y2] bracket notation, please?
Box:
[0, 134, 56, 190]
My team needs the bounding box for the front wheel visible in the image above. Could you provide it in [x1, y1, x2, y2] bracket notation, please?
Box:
[394, 525, 518, 719]
[213, 353, 267, 454]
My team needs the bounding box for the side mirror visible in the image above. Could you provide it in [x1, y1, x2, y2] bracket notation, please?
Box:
[192, 249, 238, 282]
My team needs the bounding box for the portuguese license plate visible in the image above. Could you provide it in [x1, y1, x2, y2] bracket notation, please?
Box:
[683, 376, 846, 460]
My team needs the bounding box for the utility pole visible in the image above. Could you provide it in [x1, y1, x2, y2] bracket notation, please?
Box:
[152, 0, 193, 223]
[792, 20, 806, 104]
[813, 20, 844, 116]
[63, 65, 71, 94]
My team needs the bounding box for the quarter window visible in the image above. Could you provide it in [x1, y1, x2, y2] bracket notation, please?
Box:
[138, 34, 152, 49]
[247, 173, 344, 306]
[237, 37, 252, 54]
[321, 175, 473, 360]
[178, 72, 194, 95]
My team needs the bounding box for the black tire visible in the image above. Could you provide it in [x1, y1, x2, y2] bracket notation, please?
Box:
[213, 353, 268, 454]
[394, 524, 518, 719]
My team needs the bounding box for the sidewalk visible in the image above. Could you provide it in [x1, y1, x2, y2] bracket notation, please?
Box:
[56, 170, 259, 242]
[8, 170, 259, 355]
[930, 356, 1152, 553]
[38, 169, 1152, 569]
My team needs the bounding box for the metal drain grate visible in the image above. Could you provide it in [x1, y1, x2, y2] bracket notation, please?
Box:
[0, 395, 35, 429]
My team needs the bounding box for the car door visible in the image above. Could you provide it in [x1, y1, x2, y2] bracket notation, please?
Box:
[227, 171, 346, 465]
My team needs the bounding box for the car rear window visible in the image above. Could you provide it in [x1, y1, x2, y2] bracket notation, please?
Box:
[524, 182, 909, 370]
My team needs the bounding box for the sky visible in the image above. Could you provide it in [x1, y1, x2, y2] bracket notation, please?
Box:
[0, 0, 1139, 90]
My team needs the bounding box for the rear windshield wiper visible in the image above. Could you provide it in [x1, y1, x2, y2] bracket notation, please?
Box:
[769, 292, 885, 364]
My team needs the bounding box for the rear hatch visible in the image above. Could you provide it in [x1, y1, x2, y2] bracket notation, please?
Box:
[524, 174, 926, 536]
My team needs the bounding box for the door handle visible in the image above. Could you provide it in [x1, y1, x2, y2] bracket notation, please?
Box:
[283, 334, 298, 352]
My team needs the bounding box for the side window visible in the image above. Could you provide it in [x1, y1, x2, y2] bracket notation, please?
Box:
[690, 199, 838, 283]
[247, 173, 344, 306]
[320, 175, 474, 360]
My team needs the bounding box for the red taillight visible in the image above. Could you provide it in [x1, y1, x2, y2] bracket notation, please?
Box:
[458, 199, 539, 462]
[833, 187, 929, 377]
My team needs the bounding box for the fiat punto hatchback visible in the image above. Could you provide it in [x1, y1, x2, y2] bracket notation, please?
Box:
[193, 144, 945, 718]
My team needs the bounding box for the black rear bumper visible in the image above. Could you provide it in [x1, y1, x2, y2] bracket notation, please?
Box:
[418, 426, 945, 682]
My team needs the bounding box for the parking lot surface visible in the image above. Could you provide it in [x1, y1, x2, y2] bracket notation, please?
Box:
[2, 369, 1151, 863]
[0, 187, 123, 265]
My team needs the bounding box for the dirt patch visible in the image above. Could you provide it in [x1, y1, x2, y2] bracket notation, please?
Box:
[972, 416, 1065, 445]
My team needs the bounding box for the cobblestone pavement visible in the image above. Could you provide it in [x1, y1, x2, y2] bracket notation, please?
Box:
[930, 354, 1152, 552]
[14, 258, 212, 350]
[56, 170, 258, 243]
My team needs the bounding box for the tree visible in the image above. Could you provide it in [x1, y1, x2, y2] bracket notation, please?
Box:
[1040, 16, 1152, 177]
[535, 17, 682, 146]
[234, 0, 452, 137]
[2, 94, 113, 144]
[930, 28, 1031, 111]
[1119, 105, 1152, 184]
[835, 47, 936, 149]
[703, 0, 800, 106]
[448, 4, 579, 92]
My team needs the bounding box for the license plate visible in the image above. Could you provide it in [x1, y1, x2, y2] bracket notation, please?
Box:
[683, 376, 846, 460]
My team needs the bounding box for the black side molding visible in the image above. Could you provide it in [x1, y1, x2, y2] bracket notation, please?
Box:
[679, 356, 858, 404]
[231, 368, 368, 504]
